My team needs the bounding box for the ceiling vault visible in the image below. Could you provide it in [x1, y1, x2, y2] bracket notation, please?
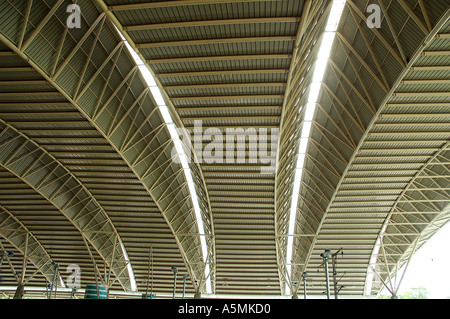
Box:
[0, 0, 448, 298]
[0, 119, 133, 290]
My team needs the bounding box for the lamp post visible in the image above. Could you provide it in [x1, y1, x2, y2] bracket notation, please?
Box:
[182, 274, 189, 299]
[320, 249, 331, 299]
[171, 266, 178, 299]
[301, 272, 308, 299]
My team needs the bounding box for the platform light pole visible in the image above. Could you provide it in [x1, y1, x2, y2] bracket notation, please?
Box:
[182, 274, 189, 299]
[171, 266, 178, 299]
[301, 272, 308, 299]
[331, 248, 343, 299]
[320, 249, 331, 299]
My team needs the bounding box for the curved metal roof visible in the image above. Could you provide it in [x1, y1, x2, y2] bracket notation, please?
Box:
[0, 0, 448, 298]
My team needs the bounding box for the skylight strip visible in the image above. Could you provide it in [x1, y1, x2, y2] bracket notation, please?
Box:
[117, 30, 212, 294]
[119, 239, 137, 292]
[365, 223, 388, 295]
[285, 0, 346, 296]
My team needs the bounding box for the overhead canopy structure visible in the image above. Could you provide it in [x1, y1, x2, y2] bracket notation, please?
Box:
[0, 0, 448, 298]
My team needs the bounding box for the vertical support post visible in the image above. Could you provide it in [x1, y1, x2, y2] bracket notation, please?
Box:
[144, 246, 153, 299]
[13, 284, 24, 299]
[14, 234, 29, 300]
[151, 247, 154, 298]
[93, 259, 100, 299]
[320, 249, 331, 299]
[324, 258, 330, 299]
[48, 262, 59, 299]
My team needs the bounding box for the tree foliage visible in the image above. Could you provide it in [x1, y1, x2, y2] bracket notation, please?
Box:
[378, 286, 430, 299]
[400, 287, 430, 299]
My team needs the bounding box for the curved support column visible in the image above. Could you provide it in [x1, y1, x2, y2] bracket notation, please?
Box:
[0, 205, 59, 296]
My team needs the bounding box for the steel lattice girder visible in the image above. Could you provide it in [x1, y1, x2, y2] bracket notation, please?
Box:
[286, 1, 450, 296]
[0, 120, 132, 290]
[0, 205, 57, 285]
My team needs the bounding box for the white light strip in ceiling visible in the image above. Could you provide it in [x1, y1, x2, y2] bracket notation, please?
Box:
[119, 238, 137, 292]
[285, 0, 346, 295]
[118, 34, 212, 294]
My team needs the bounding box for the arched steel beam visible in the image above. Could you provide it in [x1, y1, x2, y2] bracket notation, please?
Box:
[93, 0, 216, 294]
[0, 119, 132, 291]
[0, 205, 58, 286]
[274, 0, 332, 294]
[366, 141, 450, 296]
[292, 1, 450, 295]
[272, 0, 450, 296]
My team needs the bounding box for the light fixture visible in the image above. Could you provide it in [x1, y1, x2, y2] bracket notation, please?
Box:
[285, 0, 346, 295]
